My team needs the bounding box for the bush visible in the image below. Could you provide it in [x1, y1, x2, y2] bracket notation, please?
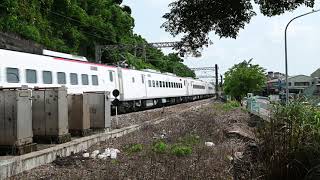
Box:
[127, 144, 143, 153]
[260, 100, 320, 180]
[152, 141, 167, 154]
[178, 134, 200, 146]
[171, 145, 192, 157]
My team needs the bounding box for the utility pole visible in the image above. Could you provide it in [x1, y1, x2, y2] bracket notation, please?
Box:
[215, 64, 219, 99]
[284, 9, 320, 104]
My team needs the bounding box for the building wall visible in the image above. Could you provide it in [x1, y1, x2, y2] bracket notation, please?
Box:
[311, 68, 320, 78]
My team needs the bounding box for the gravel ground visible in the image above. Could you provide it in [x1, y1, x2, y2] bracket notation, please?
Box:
[111, 98, 213, 129]
[11, 99, 255, 180]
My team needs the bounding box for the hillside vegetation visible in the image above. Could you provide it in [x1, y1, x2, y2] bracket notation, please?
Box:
[0, 0, 195, 78]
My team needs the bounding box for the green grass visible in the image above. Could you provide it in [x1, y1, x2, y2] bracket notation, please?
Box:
[171, 145, 192, 157]
[213, 101, 240, 112]
[125, 143, 143, 154]
[152, 140, 167, 154]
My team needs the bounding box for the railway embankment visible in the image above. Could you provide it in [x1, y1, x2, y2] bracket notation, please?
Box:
[8, 99, 259, 180]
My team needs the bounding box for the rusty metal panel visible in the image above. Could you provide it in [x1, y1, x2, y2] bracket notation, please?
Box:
[45, 89, 59, 135]
[68, 94, 90, 130]
[57, 88, 69, 135]
[86, 91, 111, 129]
[32, 91, 46, 136]
[104, 92, 111, 128]
[16, 90, 33, 145]
[32, 87, 69, 136]
[5, 91, 17, 145]
[0, 89, 32, 146]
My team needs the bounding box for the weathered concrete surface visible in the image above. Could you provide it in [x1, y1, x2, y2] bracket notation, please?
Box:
[0, 101, 211, 180]
[0, 32, 43, 55]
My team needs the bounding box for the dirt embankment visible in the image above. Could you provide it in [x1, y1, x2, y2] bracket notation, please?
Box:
[11, 100, 256, 180]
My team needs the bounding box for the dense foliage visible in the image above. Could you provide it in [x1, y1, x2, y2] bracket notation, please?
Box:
[0, 0, 195, 78]
[224, 59, 266, 101]
[260, 101, 320, 179]
[162, 0, 315, 54]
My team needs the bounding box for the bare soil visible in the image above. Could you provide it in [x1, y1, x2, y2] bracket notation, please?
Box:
[11, 99, 255, 180]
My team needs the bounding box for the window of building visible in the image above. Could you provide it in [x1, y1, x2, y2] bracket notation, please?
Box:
[92, 75, 99, 86]
[57, 72, 66, 84]
[26, 69, 37, 83]
[70, 73, 78, 85]
[148, 80, 151, 87]
[81, 74, 89, 85]
[294, 82, 310, 86]
[152, 80, 155, 87]
[109, 71, 114, 82]
[6, 67, 19, 83]
[43, 71, 52, 84]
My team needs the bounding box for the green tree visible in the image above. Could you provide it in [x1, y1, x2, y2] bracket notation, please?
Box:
[0, 0, 196, 78]
[162, 0, 315, 54]
[224, 59, 266, 101]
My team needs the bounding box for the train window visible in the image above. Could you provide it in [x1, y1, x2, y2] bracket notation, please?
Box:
[70, 73, 78, 85]
[132, 77, 135, 83]
[152, 80, 155, 87]
[57, 72, 66, 84]
[42, 71, 52, 84]
[109, 71, 113, 82]
[166, 82, 168, 88]
[26, 69, 37, 83]
[148, 80, 151, 87]
[6, 67, 19, 83]
[141, 75, 144, 84]
[160, 81, 162, 88]
[92, 75, 99, 86]
[81, 74, 89, 85]
[171, 82, 173, 88]
[175, 83, 177, 88]
[156, 81, 159, 87]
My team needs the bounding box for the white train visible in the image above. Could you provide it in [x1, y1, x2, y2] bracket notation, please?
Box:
[0, 48, 214, 112]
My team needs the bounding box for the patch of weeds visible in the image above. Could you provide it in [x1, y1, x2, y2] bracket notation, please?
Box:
[171, 145, 192, 157]
[179, 134, 200, 146]
[152, 140, 167, 154]
[125, 143, 143, 154]
[111, 159, 119, 164]
[213, 101, 240, 112]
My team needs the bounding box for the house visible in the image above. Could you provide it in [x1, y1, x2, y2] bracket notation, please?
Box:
[286, 75, 314, 94]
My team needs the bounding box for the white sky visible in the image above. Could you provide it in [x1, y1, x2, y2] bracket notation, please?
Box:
[123, 0, 320, 77]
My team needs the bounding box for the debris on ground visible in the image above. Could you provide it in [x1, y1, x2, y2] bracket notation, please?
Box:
[12, 99, 257, 180]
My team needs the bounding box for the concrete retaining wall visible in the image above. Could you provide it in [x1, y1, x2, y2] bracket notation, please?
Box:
[0, 32, 43, 54]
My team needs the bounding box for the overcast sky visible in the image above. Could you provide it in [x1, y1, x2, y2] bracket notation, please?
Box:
[123, 0, 320, 77]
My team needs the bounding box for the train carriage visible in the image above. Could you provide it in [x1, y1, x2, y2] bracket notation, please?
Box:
[0, 48, 214, 112]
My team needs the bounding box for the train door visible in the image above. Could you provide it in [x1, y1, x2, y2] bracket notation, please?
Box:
[142, 74, 147, 97]
[190, 81, 194, 96]
[185, 80, 189, 96]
